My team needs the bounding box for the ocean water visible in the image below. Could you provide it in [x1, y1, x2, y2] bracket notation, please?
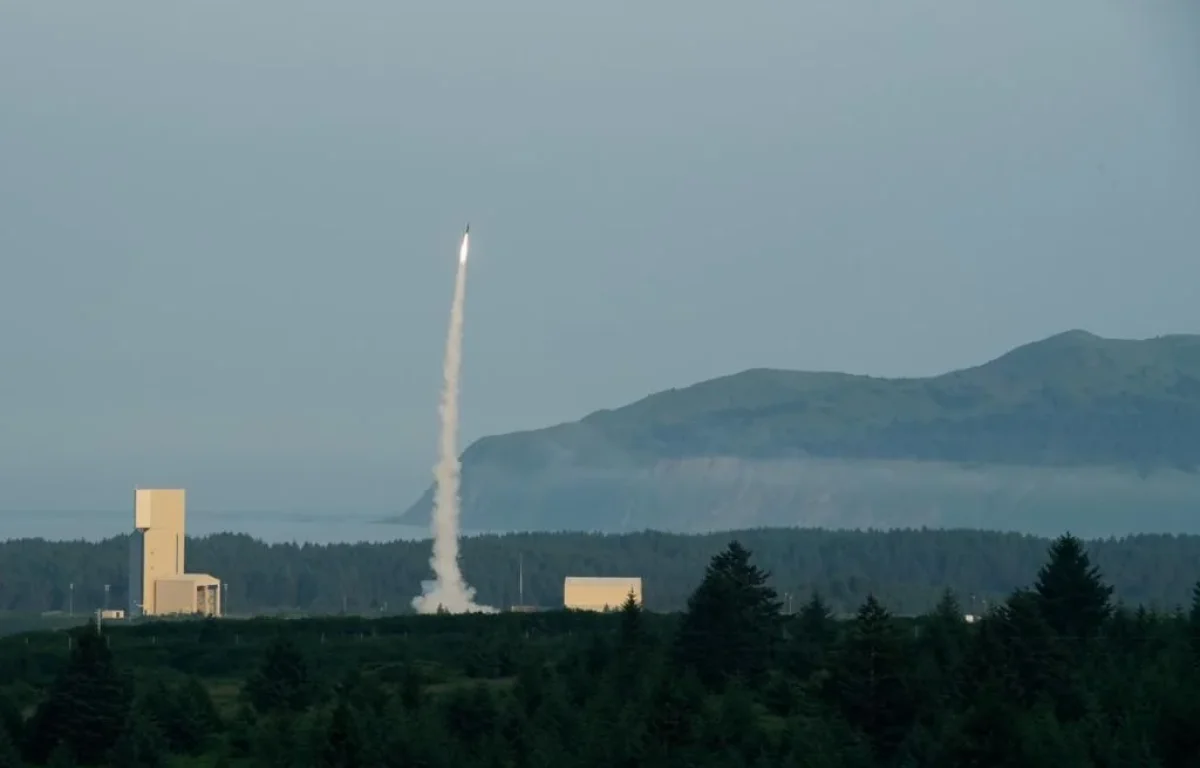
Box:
[0, 509, 433, 544]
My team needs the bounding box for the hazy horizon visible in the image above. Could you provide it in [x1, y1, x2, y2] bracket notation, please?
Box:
[2, 1, 1198, 516]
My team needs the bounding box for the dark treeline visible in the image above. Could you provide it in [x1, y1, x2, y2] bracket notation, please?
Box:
[3, 535, 1200, 765]
[4, 527, 1200, 617]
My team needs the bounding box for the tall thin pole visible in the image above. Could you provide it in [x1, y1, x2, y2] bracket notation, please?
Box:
[518, 553, 524, 607]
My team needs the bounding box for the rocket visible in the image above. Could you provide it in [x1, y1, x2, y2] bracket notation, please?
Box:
[459, 224, 470, 264]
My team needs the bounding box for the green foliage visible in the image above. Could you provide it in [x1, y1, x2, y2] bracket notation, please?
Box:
[319, 697, 380, 768]
[44, 744, 74, 768]
[107, 710, 167, 768]
[251, 713, 305, 768]
[823, 596, 915, 760]
[5, 533, 1200, 765]
[0, 726, 21, 768]
[785, 591, 836, 681]
[674, 541, 783, 688]
[1034, 533, 1114, 643]
[224, 706, 257, 760]
[140, 676, 220, 755]
[243, 634, 315, 715]
[23, 622, 131, 765]
[1188, 581, 1200, 662]
[617, 589, 645, 653]
[7, 527, 1200, 620]
[0, 692, 21, 756]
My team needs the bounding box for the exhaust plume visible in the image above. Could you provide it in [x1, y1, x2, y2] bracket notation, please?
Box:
[412, 229, 495, 614]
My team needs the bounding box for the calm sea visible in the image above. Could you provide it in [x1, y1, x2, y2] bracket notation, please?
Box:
[0, 510, 434, 544]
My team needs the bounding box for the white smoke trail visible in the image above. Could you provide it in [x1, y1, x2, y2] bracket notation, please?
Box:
[412, 230, 495, 614]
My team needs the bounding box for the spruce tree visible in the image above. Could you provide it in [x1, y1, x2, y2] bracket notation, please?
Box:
[617, 589, 646, 657]
[107, 711, 167, 768]
[513, 660, 546, 717]
[0, 726, 21, 768]
[444, 683, 499, 754]
[44, 744, 74, 768]
[613, 589, 649, 688]
[0, 693, 20, 759]
[785, 591, 835, 680]
[321, 698, 367, 768]
[399, 664, 423, 712]
[943, 678, 1023, 767]
[919, 589, 971, 708]
[23, 622, 132, 765]
[140, 677, 219, 756]
[225, 705, 258, 759]
[673, 540, 783, 689]
[1187, 580, 1200, 661]
[140, 680, 201, 755]
[176, 677, 223, 747]
[244, 634, 315, 715]
[1033, 533, 1113, 643]
[643, 668, 707, 753]
[252, 713, 305, 768]
[336, 670, 388, 718]
[703, 680, 764, 758]
[823, 595, 914, 761]
[994, 589, 1068, 707]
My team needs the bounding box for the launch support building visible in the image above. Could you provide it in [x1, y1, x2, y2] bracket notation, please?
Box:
[128, 488, 222, 618]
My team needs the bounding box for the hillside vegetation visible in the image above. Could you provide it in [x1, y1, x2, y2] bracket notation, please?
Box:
[399, 331, 1200, 532]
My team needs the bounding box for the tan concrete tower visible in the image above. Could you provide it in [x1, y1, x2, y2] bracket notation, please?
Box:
[129, 488, 187, 616]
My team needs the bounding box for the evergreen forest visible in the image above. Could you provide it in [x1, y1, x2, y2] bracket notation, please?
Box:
[5, 527, 1200, 623]
[2, 534, 1200, 765]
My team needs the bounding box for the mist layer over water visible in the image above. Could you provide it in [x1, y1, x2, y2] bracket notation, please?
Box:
[0, 509, 427, 544]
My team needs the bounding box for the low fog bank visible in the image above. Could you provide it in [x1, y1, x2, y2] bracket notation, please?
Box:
[434, 457, 1200, 537]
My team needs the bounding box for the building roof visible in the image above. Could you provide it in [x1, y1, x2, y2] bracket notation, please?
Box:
[563, 576, 641, 585]
[156, 573, 221, 586]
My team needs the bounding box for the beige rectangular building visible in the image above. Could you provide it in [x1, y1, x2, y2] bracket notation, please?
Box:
[155, 574, 221, 616]
[563, 577, 643, 612]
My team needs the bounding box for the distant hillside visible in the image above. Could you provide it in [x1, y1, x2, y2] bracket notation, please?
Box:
[397, 331, 1200, 534]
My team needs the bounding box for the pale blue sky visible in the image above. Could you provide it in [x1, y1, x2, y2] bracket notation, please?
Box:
[1, 1, 1198, 514]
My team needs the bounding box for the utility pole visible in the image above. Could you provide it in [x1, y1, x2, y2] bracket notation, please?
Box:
[518, 552, 524, 608]
[103, 584, 110, 611]
[69, 583, 74, 617]
[223, 583, 229, 618]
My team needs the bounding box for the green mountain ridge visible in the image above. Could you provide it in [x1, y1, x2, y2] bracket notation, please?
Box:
[399, 330, 1200, 533]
